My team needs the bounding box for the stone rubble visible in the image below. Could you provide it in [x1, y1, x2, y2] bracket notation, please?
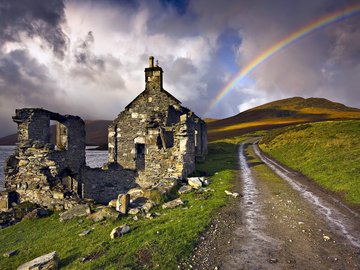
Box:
[162, 198, 184, 209]
[87, 207, 119, 222]
[59, 204, 91, 222]
[78, 230, 91, 237]
[178, 185, 193, 194]
[110, 224, 131, 239]
[116, 194, 130, 214]
[187, 177, 203, 189]
[3, 250, 17, 258]
[17, 251, 59, 270]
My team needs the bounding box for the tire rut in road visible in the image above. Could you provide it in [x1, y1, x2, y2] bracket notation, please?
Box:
[190, 140, 360, 270]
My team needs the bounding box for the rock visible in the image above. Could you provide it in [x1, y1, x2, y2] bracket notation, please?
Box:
[87, 207, 119, 222]
[156, 179, 177, 195]
[17, 251, 59, 270]
[145, 213, 154, 219]
[323, 234, 331, 241]
[110, 224, 131, 239]
[79, 230, 91, 237]
[3, 250, 17, 258]
[108, 199, 117, 208]
[141, 200, 155, 213]
[178, 185, 193, 194]
[128, 208, 140, 215]
[24, 208, 49, 220]
[127, 188, 144, 200]
[225, 190, 239, 198]
[269, 258, 278, 264]
[162, 198, 184, 209]
[133, 215, 138, 221]
[116, 194, 130, 214]
[198, 177, 206, 182]
[52, 191, 64, 200]
[199, 187, 214, 193]
[59, 204, 91, 222]
[203, 179, 210, 186]
[187, 177, 202, 189]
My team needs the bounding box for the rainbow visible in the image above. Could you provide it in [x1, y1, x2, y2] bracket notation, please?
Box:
[207, 3, 360, 114]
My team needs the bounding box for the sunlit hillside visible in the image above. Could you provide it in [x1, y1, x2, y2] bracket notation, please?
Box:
[207, 97, 360, 141]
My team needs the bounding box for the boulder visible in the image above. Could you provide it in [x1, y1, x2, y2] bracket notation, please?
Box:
[110, 224, 130, 239]
[127, 188, 144, 201]
[87, 207, 119, 222]
[17, 251, 59, 270]
[203, 179, 211, 186]
[128, 208, 140, 215]
[59, 204, 91, 222]
[178, 185, 193, 194]
[3, 250, 17, 258]
[141, 200, 155, 213]
[156, 179, 176, 195]
[78, 230, 91, 237]
[108, 199, 117, 208]
[24, 208, 49, 220]
[187, 177, 202, 189]
[116, 194, 130, 214]
[162, 198, 184, 209]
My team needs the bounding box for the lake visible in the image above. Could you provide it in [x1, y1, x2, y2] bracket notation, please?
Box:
[0, 146, 108, 191]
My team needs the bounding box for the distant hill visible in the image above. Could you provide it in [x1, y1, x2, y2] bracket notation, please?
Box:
[207, 97, 360, 141]
[1, 97, 360, 145]
[0, 120, 111, 146]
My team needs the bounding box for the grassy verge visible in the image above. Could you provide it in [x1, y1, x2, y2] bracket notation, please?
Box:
[259, 120, 360, 205]
[0, 135, 253, 269]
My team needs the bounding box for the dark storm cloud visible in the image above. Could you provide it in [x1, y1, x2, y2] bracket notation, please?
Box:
[0, 0, 68, 58]
[0, 49, 68, 108]
[74, 31, 105, 71]
[0, 0, 359, 138]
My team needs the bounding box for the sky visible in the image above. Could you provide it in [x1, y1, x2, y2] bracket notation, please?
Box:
[0, 0, 359, 137]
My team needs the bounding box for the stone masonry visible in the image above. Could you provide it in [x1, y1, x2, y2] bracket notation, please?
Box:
[4, 109, 85, 209]
[108, 56, 207, 188]
[2, 56, 207, 209]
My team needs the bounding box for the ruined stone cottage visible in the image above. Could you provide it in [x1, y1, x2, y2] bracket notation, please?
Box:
[1, 56, 207, 210]
[108, 56, 207, 188]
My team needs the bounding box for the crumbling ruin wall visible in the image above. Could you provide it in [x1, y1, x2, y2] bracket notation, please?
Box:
[82, 165, 137, 204]
[4, 108, 86, 209]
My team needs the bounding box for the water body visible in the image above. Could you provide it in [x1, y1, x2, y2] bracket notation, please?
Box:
[0, 146, 108, 191]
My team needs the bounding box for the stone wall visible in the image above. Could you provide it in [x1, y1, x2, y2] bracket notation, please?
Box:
[2, 57, 207, 209]
[4, 109, 86, 209]
[82, 165, 137, 204]
[108, 58, 207, 188]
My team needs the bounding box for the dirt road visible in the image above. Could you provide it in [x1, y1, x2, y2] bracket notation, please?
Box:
[191, 140, 360, 270]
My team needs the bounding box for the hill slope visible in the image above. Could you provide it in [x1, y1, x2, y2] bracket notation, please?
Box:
[259, 120, 360, 204]
[207, 97, 360, 141]
[1, 97, 360, 145]
[0, 120, 111, 146]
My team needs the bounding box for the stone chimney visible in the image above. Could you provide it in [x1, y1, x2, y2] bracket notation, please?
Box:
[145, 56, 163, 89]
[149, 56, 154, 68]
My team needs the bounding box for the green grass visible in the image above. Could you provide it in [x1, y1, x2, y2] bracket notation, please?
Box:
[259, 120, 360, 204]
[0, 135, 254, 269]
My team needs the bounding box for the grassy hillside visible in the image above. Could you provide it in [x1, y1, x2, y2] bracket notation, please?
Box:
[208, 97, 360, 141]
[0, 135, 254, 269]
[259, 120, 360, 205]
